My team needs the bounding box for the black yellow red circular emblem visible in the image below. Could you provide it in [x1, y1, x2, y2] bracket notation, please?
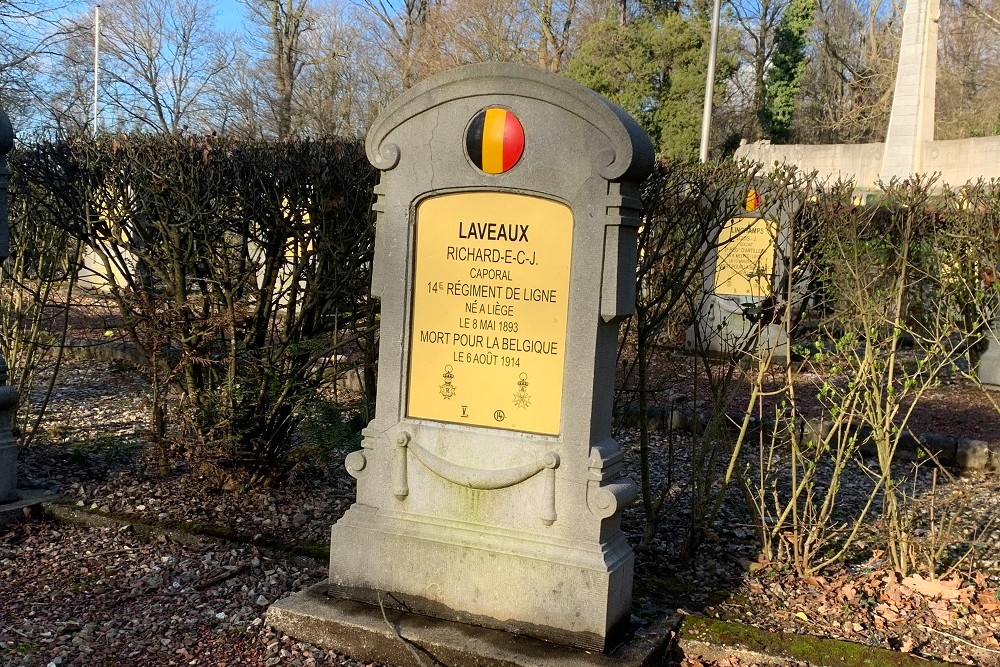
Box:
[466, 108, 524, 174]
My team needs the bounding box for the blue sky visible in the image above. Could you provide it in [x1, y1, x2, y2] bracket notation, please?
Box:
[213, 0, 248, 33]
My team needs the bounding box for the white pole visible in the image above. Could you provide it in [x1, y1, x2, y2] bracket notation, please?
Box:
[93, 4, 100, 138]
[699, 0, 722, 163]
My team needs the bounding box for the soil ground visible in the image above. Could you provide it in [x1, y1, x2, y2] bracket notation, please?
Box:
[2, 342, 999, 666]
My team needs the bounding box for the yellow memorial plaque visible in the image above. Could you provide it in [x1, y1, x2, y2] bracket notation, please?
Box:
[407, 192, 573, 435]
[713, 216, 777, 297]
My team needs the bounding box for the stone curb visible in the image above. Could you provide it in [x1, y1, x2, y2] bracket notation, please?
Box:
[623, 401, 999, 472]
[40, 501, 327, 568]
[676, 614, 965, 667]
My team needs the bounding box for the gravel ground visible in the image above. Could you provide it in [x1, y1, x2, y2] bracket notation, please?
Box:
[1, 521, 331, 667]
[3, 358, 1000, 667]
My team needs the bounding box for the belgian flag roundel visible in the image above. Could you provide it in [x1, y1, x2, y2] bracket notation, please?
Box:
[466, 108, 524, 174]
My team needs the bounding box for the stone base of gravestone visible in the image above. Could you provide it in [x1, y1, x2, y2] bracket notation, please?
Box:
[686, 297, 788, 359]
[0, 489, 49, 527]
[0, 384, 18, 503]
[979, 320, 1000, 389]
[324, 499, 634, 650]
[267, 583, 672, 667]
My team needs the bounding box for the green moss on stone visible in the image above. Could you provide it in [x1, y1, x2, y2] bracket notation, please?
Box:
[680, 615, 952, 667]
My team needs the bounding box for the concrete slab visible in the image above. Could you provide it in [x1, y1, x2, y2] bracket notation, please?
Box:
[0, 489, 53, 527]
[267, 583, 672, 667]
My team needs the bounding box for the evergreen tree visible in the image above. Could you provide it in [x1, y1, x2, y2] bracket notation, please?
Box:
[565, 9, 735, 160]
[758, 0, 817, 142]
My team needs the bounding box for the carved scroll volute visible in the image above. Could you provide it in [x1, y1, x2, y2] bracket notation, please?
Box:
[344, 450, 368, 480]
[586, 451, 638, 520]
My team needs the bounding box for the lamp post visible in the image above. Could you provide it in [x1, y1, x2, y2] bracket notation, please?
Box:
[93, 4, 101, 138]
[699, 0, 722, 163]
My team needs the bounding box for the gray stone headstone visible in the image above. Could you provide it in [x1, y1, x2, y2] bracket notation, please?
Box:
[979, 292, 1000, 390]
[687, 185, 802, 358]
[313, 64, 652, 652]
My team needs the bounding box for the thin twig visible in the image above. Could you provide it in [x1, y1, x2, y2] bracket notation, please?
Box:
[377, 591, 429, 667]
[193, 564, 249, 591]
[919, 625, 1000, 655]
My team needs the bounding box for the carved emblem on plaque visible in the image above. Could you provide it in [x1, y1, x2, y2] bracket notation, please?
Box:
[440, 365, 456, 399]
[513, 373, 531, 408]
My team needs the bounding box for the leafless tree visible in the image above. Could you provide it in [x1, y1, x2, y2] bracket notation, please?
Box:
[243, 0, 312, 138]
[794, 0, 901, 143]
[0, 0, 83, 129]
[356, 0, 432, 88]
[528, 0, 577, 71]
[956, 0, 1000, 29]
[42, 31, 94, 137]
[99, 0, 232, 133]
[727, 0, 790, 141]
[936, 0, 1000, 139]
[295, 6, 371, 135]
[215, 45, 270, 138]
[440, 0, 535, 64]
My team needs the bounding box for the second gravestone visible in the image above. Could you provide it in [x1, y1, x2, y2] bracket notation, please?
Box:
[687, 188, 794, 358]
[269, 63, 654, 660]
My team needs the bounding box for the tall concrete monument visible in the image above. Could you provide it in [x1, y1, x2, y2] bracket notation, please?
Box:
[0, 106, 17, 505]
[269, 64, 656, 663]
[880, 0, 939, 181]
[737, 0, 966, 188]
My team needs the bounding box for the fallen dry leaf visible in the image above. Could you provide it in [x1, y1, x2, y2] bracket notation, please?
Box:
[838, 583, 858, 602]
[901, 573, 964, 601]
[975, 589, 1000, 613]
[875, 603, 902, 624]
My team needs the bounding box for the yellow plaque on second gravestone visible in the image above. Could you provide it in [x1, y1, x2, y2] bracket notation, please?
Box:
[407, 192, 573, 435]
[713, 216, 777, 298]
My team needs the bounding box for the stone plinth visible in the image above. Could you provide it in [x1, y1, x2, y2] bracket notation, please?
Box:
[268, 584, 672, 667]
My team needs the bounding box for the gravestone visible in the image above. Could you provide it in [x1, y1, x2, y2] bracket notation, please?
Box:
[981, 325, 1000, 390]
[687, 188, 795, 358]
[980, 267, 1000, 390]
[0, 105, 16, 504]
[268, 63, 655, 660]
